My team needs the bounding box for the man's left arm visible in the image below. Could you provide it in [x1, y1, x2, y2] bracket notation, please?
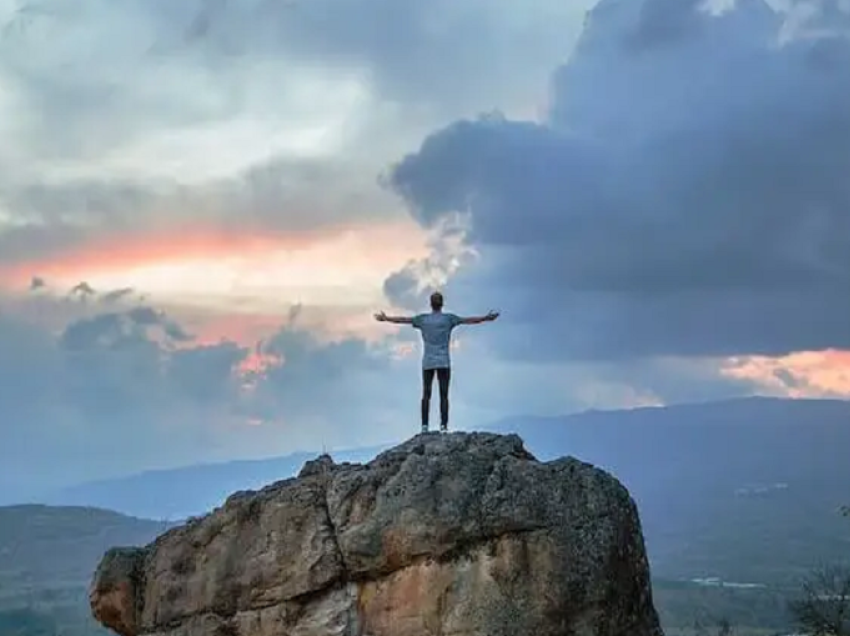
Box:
[456, 310, 499, 325]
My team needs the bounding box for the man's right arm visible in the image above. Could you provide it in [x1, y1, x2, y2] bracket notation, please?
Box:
[375, 311, 415, 325]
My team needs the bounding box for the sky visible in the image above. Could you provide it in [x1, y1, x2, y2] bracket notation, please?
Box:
[1, 0, 850, 500]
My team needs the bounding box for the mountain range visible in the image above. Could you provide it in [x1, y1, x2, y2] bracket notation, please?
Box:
[37, 397, 850, 584]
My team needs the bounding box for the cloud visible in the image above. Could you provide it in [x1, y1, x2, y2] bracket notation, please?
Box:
[0, 0, 594, 273]
[386, 0, 850, 361]
[99, 287, 135, 304]
[248, 325, 417, 438]
[380, 212, 477, 311]
[0, 158, 407, 278]
[58, 305, 192, 351]
[167, 340, 247, 401]
[7, 286, 677, 502]
[0, 287, 245, 498]
[69, 281, 96, 300]
[722, 348, 850, 398]
[6, 0, 850, 504]
[0, 293, 422, 501]
[153, 0, 591, 114]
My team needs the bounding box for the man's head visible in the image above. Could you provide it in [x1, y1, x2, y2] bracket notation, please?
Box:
[430, 291, 444, 311]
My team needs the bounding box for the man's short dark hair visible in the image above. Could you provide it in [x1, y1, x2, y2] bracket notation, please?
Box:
[430, 291, 444, 311]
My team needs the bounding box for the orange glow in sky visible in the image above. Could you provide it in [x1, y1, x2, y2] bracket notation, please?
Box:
[0, 219, 430, 315]
[722, 349, 850, 398]
[9, 213, 849, 405]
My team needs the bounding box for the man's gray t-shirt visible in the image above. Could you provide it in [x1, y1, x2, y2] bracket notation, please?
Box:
[412, 311, 462, 370]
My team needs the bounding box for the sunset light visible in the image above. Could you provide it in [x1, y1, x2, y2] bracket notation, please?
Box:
[1, 220, 431, 312]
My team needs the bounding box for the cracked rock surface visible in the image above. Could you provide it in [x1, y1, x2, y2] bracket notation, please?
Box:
[90, 432, 663, 636]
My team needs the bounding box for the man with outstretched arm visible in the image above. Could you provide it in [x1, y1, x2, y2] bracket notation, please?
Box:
[375, 291, 499, 434]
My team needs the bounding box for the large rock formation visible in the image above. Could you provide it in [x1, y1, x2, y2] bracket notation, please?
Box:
[90, 432, 663, 636]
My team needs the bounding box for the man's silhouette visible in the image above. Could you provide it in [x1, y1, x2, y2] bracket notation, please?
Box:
[375, 292, 499, 433]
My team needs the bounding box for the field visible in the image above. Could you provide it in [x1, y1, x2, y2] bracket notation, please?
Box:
[0, 505, 168, 636]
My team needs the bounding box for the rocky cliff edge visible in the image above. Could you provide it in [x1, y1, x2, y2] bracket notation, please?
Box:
[90, 431, 663, 636]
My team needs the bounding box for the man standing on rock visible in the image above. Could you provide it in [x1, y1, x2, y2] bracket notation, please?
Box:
[375, 291, 499, 434]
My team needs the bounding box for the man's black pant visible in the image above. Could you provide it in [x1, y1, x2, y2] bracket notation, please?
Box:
[422, 367, 451, 431]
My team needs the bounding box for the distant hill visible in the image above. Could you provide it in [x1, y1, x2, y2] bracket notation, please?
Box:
[43, 446, 386, 521]
[0, 505, 169, 636]
[37, 397, 850, 586]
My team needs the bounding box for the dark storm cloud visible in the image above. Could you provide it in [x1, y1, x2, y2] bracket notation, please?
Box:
[386, 0, 850, 361]
[627, 0, 707, 48]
